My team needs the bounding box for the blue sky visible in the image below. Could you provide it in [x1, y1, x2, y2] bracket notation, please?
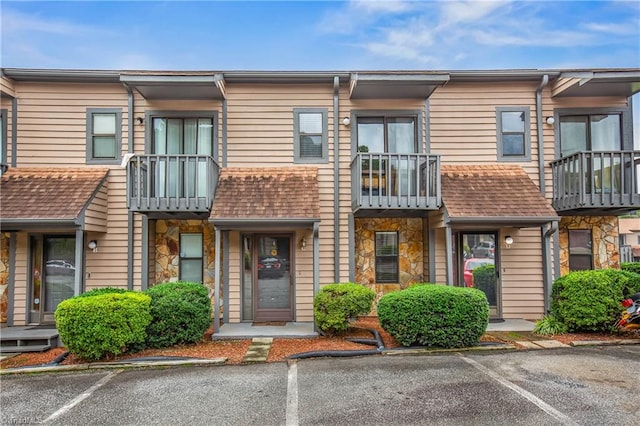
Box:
[1, 0, 638, 71]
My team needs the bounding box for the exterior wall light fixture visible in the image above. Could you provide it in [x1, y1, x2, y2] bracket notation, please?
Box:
[300, 237, 307, 250]
[342, 117, 351, 126]
[545, 116, 555, 125]
[504, 236, 514, 248]
[88, 240, 98, 252]
[136, 117, 144, 125]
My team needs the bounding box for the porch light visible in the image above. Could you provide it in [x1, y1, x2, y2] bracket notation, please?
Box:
[300, 237, 307, 250]
[342, 117, 351, 126]
[545, 116, 555, 125]
[504, 236, 514, 247]
[88, 240, 98, 252]
[136, 116, 144, 125]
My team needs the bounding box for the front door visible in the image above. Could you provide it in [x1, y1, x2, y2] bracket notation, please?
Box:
[30, 235, 76, 324]
[458, 232, 501, 318]
[253, 235, 293, 322]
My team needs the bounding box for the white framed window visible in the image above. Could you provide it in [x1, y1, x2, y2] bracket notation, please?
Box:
[86, 108, 122, 164]
[375, 231, 399, 283]
[293, 108, 328, 163]
[180, 233, 203, 283]
[496, 107, 531, 161]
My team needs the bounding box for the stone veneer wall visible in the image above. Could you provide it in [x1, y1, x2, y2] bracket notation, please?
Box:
[0, 232, 8, 323]
[355, 218, 424, 313]
[559, 216, 619, 276]
[154, 220, 219, 295]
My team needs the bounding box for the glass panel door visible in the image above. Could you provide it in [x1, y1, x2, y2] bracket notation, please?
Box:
[30, 235, 76, 324]
[254, 235, 292, 322]
[459, 232, 500, 318]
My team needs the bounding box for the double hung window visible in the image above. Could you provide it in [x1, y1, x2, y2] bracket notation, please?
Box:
[375, 232, 399, 283]
[496, 107, 530, 161]
[294, 108, 328, 163]
[86, 108, 121, 164]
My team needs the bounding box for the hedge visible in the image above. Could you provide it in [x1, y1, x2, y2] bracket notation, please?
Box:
[313, 283, 375, 335]
[144, 281, 212, 348]
[550, 269, 639, 332]
[76, 287, 128, 298]
[378, 284, 489, 348]
[621, 262, 640, 275]
[55, 292, 151, 361]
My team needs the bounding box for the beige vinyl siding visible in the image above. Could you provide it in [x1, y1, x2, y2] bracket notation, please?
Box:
[550, 78, 578, 97]
[12, 233, 28, 325]
[432, 228, 447, 284]
[83, 181, 108, 233]
[430, 82, 540, 180]
[228, 231, 241, 322]
[499, 227, 544, 319]
[8, 82, 132, 295]
[225, 84, 337, 292]
[1, 77, 16, 98]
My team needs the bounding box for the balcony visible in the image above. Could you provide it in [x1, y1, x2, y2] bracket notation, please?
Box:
[551, 150, 640, 215]
[127, 154, 219, 217]
[351, 153, 441, 215]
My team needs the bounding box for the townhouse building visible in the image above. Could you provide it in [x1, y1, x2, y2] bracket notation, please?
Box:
[1, 67, 638, 334]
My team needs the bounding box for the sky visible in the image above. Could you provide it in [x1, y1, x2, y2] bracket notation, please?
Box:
[0, 0, 638, 71]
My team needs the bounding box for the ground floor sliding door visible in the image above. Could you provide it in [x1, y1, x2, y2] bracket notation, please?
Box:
[242, 234, 293, 322]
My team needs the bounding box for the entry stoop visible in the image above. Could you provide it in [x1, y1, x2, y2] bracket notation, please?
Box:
[0, 327, 60, 353]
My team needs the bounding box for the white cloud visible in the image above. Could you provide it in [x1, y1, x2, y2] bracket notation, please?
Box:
[1, 8, 110, 36]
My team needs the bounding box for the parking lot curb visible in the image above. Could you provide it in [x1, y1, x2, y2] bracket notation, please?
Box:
[570, 339, 640, 347]
[382, 343, 517, 356]
[0, 358, 227, 375]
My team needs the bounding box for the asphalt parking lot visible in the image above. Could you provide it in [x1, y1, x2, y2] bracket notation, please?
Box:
[1, 345, 639, 425]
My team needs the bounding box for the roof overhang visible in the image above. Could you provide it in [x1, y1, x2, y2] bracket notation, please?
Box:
[120, 74, 226, 100]
[445, 215, 560, 229]
[210, 218, 320, 231]
[349, 73, 450, 99]
[552, 71, 640, 97]
[0, 218, 80, 232]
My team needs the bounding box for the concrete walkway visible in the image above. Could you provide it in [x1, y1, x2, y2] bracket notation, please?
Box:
[486, 319, 535, 332]
[213, 322, 317, 340]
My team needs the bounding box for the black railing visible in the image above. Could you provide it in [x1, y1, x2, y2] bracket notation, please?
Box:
[551, 150, 640, 211]
[127, 154, 218, 212]
[350, 153, 441, 211]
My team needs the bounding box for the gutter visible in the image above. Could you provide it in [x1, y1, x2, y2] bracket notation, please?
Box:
[333, 76, 340, 283]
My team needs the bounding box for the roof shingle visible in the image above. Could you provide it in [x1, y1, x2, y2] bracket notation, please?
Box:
[1, 167, 109, 221]
[210, 167, 320, 221]
[441, 164, 557, 220]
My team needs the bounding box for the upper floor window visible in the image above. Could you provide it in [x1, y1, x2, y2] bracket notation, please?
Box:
[1, 109, 7, 171]
[86, 108, 121, 164]
[151, 116, 214, 155]
[559, 113, 621, 157]
[293, 108, 328, 163]
[496, 107, 531, 161]
[357, 116, 418, 153]
[375, 231, 399, 283]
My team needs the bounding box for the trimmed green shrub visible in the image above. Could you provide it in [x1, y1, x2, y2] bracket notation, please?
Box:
[550, 269, 638, 332]
[621, 262, 640, 275]
[472, 264, 497, 305]
[55, 292, 151, 361]
[533, 315, 568, 336]
[144, 281, 212, 348]
[313, 283, 376, 335]
[76, 287, 128, 298]
[377, 284, 489, 348]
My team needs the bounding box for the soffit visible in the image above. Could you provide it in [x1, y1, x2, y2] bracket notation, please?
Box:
[552, 71, 640, 97]
[120, 73, 226, 100]
[349, 73, 450, 99]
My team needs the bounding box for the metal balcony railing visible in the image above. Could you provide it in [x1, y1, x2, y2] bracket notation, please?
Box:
[550, 150, 640, 212]
[127, 154, 218, 213]
[350, 153, 441, 211]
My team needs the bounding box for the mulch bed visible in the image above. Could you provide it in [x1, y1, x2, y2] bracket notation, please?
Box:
[2, 318, 638, 370]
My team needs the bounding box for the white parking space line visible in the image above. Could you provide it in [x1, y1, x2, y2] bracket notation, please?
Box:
[286, 360, 299, 426]
[41, 370, 122, 424]
[459, 355, 579, 426]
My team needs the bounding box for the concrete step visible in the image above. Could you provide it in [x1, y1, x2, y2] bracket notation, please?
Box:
[0, 344, 52, 353]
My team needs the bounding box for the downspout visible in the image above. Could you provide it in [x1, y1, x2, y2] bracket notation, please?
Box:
[543, 221, 558, 313]
[124, 83, 135, 290]
[536, 75, 554, 313]
[333, 76, 340, 283]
